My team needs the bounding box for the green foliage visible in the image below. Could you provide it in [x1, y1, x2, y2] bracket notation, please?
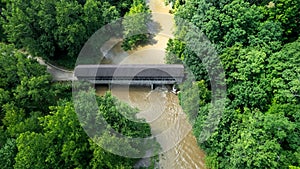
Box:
[38, 101, 92, 168]
[0, 0, 7, 42]
[0, 88, 9, 124]
[267, 38, 300, 104]
[2, 103, 25, 134]
[89, 139, 134, 169]
[1, 96, 44, 139]
[14, 132, 49, 169]
[221, 46, 271, 110]
[83, 0, 119, 36]
[173, 0, 289, 52]
[227, 108, 295, 168]
[197, 103, 300, 169]
[0, 43, 77, 167]
[52, 82, 73, 101]
[122, 0, 151, 51]
[165, 38, 185, 64]
[263, 0, 300, 42]
[0, 43, 49, 89]
[74, 89, 156, 159]
[179, 79, 211, 123]
[166, 36, 212, 84]
[0, 43, 21, 89]
[248, 20, 283, 51]
[0, 138, 17, 169]
[2, 0, 120, 68]
[0, 43, 57, 114]
[14, 75, 54, 112]
[0, 12, 156, 167]
[13, 96, 153, 168]
[182, 48, 210, 83]
[0, 126, 7, 146]
[204, 153, 219, 169]
[0, 46, 72, 169]
[0, 43, 73, 115]
[290, 166, 300, 169]
[170, 0, 300, 168]
[14, 101, 129, 168]
[106, 0, 134, 16]
[98, 92, 151, 137]
[197, 39, 300, 168]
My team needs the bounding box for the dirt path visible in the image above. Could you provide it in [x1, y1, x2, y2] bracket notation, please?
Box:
[35, 57, 75, 81]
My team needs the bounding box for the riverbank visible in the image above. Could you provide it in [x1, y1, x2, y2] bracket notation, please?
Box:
[97, 0, 206, 168]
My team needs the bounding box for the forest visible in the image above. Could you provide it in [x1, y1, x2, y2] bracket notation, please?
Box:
[0, 0, 300, 168]
[165, 0, 300, 168]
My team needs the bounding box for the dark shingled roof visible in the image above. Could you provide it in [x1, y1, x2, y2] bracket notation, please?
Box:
[74, 64, 184, 78]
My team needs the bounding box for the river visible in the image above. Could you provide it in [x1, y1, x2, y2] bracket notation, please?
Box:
[96, 0, 206, 168]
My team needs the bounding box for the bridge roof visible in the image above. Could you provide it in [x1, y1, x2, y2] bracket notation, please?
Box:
[75, 64, 184, 78]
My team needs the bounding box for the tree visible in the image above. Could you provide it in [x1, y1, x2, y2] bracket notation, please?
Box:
[83, 0, 119, 37]
[54, 0, 87, 60]
[13, 96, 154, 168]
[267, 38, 300, 104]
[3, 0, 121, 68]
[205, 0, 263, 49]
[171, 1, 300, 168]
[165, 38, 185, 64]
[13, 75, 54, 113]
[14, 101, 92, 169]
[0, 43, 73, 114]
[0, 43, 49, 91]
[248, 20, 283, 52]
[73, 89, 157, 159]
[0, 0, 6, 42]
[231, 49, 269, 110]
[74, 89, 152, 138]
[266, 103, 300, 167]
[0, 138, 17, 169]
[174, 0, 286, 51]
[0, 43, 20, 90]
[14, 132, 49, 169]
[227, 103, 300, 168]
[179, 79, 211, 123]
[2, 103, 25, 137]
[122, 0, 151, 51]
[263, 0, 300, 42]
[0, 88, 9, 124]
[89, 134, 137, 169]
[105, 0, 133, 16]
[198, 103, 300, 169]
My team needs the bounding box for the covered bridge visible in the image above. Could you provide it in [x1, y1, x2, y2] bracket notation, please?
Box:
[74, 64, 184, 88]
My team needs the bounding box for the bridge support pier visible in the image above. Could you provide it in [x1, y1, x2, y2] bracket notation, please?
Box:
[151, 84, 154, 90]
[108, 83, 111, 90]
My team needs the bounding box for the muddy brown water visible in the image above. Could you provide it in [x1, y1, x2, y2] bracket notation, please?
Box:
[96, 0, 206, 168]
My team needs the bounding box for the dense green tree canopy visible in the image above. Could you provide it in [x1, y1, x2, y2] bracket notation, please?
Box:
[14, 101, 92, 169]
[166, 0, 300, 168]
[0, 0, 6, 42]
[1, 0, 299, 168]
[0, 43, 155, 168]
[263, 0, 300, 42]
[2, 0, 123, 68]
[13, 95, 153, 168]
[0, 43, 154, 168]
